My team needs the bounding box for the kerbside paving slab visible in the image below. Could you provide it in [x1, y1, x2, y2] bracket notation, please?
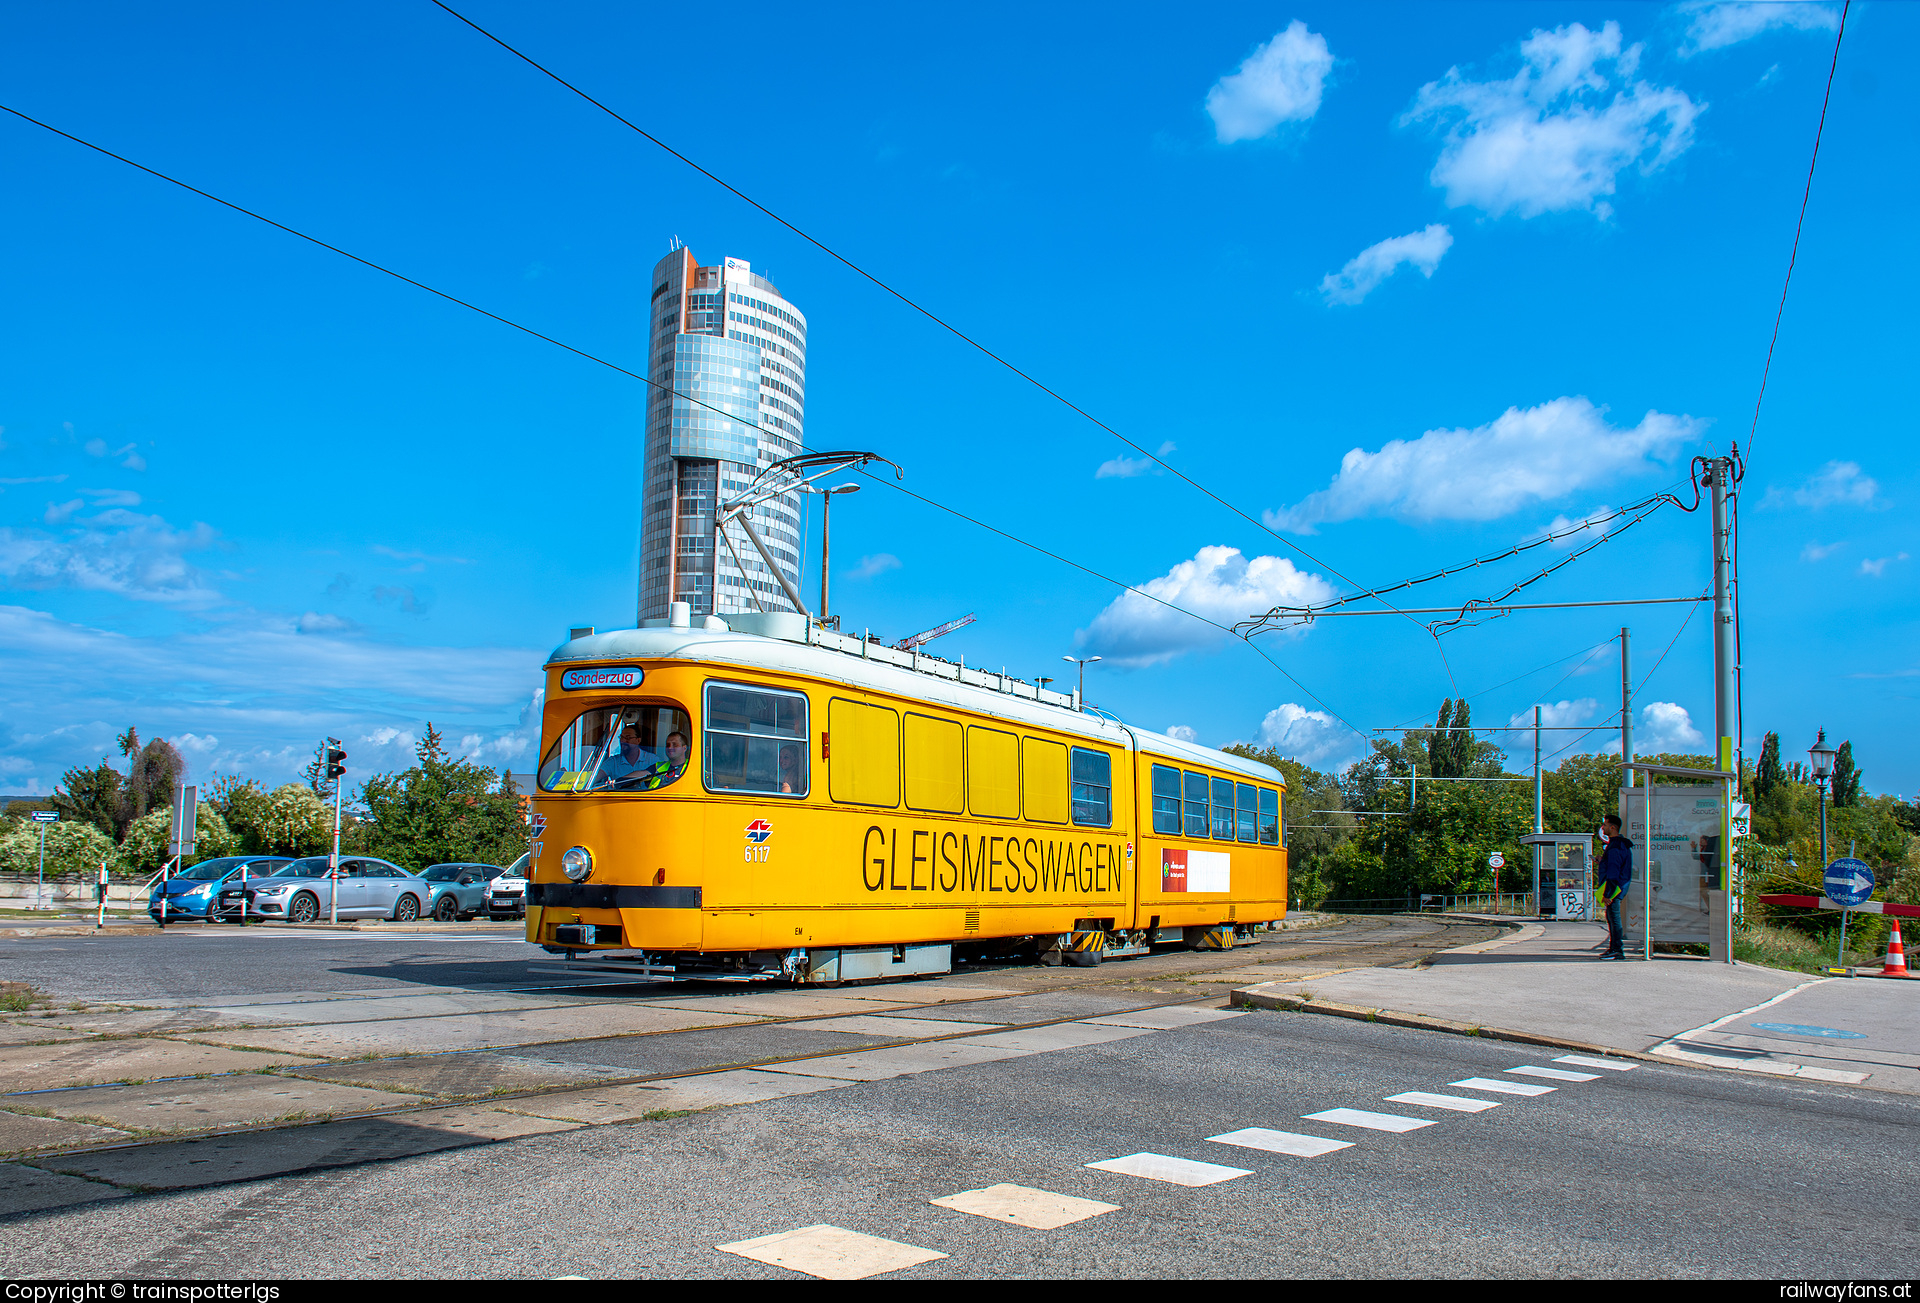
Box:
[280, 1051, 643, 1099]
[1655, 974, 1920, 1091]
[1238, 921, 1809, 1053]
[0, 1039, 321, 1092]
[31, 1074, 427, 1132]
[525, 1023, 912, 1076]
[181, 1002, 765, 1056]
[0, 1109, 129, 1155]
[0, 1162, 128, 1214]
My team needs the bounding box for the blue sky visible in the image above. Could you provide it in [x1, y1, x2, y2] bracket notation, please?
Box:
[1, 1, 1913, 800]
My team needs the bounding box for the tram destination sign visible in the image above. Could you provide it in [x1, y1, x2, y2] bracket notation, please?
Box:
[561, 667, 644, 691]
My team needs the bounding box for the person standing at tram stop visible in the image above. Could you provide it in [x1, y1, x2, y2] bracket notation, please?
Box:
[1595, 813, 1634, 961]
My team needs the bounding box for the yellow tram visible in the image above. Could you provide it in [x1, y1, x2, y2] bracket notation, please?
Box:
[526, 608, 1287, 982]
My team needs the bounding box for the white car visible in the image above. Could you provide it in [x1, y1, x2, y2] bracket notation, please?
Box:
[487, 852, 531, 920]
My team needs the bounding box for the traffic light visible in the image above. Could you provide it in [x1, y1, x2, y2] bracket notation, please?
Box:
[325, 744, 347, 779]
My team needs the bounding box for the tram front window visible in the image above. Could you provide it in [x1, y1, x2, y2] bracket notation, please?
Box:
[539, 704, 694, 793]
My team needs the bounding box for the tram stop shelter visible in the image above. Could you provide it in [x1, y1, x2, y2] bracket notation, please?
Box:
[1521, 833, 1594, 921]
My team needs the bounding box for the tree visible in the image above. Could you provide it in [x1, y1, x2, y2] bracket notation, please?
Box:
[118, 728, 184, 826]
[119, 803, 235, 874]
[210, 778, 335, 856]
[0, 819, 118, 880]
[302, 741, 337, 801]
[1832, 740, 1862, 808]
[1754, 732, 1784, 799]
[358, 724, 529, 870]
[51, 760, 124, 841]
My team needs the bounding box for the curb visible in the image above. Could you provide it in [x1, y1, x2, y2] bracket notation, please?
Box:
[1228, 986, 1659, 1064]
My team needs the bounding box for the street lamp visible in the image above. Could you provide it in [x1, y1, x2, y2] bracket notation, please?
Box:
[1808, 728, 1837, 870]
[1061, 655, 1101, 708]
[809, 483, 861, 624]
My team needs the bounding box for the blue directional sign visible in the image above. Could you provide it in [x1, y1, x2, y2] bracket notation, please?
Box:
[28, 811, 57, 823]
[1823, 858, 1874, 908]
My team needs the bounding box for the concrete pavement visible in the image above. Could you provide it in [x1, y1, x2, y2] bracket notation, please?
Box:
[1235, 919, 1920, 1093]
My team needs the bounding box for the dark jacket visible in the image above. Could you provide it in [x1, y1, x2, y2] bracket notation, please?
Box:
[1597, 834, 1634, 887]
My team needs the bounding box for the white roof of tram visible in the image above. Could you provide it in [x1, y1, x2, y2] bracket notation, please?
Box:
[546, 621, 1284, 788]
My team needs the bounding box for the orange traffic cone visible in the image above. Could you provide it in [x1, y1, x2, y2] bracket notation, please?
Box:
[1879, 919, 1911, 979]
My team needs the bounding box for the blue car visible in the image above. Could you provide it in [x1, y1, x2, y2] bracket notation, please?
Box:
[149, 856, 293, 923]
[417, 862, 511, 921]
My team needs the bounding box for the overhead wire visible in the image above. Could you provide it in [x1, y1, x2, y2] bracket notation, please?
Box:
[0, 98, 1366, 740]
[1536, 593, 1706, 768]
[425, 0, 1457, 682]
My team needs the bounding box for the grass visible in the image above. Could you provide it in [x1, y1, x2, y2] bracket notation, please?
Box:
[1734, 921, 1887, 975]
[1, 982, 46, 1013]
[640, 1108, 694, 1121]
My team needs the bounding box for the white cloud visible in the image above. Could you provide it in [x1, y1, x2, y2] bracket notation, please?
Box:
[173, 732, 219, 760]
[1096, 441, 1178, 480]
[0, 475, 69, 487]
[1402, 21, 1702, 219]
[1634, 701, 1705, 751]
[0, 509, 222, 604]
[81, 439, 145, 471]
[1320, 225, 1453, 305]
[372, 545, 472, 565]
[1206, 21, 1335, 143]
[1265, 397, 1700, 533]
[1079, 545, 1336, 667]
[1763, 460, 1882, 510]
[1255, 702, 1356, 767]
[1860, 553, 1908, 578]
[1678, 2, 1839, 57]
[846, 553, 901, 581]
[297, 612, 356, 633]
[1800, 540, 1843, 562]
[43, 500, 84, 526]
[1165, 724, 1199, 743]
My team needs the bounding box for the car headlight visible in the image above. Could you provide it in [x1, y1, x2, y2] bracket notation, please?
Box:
[561, 846, 593, 882]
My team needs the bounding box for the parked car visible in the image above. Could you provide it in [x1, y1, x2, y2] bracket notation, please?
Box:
[486, 853, 531, 920]
[222, 855, 432, 922]
[417, 862, 510, 921]
[149, 857, 293, 923]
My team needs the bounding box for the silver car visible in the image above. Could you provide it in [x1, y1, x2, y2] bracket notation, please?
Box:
[228, 855, 432, 923]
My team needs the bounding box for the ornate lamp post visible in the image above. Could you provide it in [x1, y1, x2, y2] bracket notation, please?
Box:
[1808, 728, 1837, 870]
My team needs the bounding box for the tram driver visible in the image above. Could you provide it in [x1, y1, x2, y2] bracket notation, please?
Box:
[601, 724, 651, 785]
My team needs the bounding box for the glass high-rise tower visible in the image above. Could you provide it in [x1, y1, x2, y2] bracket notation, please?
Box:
[638, 246, 807, 621]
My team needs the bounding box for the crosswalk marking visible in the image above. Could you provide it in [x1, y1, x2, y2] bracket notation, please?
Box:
[1302, 1107, 1436, 1133]
[1554, 1054, 1637, 1071]
[1085, 1153, 1252, 1186]
[1450, 1076, 1555, 1096]
[1206, 1127, 1353, 1157]
[930, 1183, 1119, 1229]
[1385, 1091, 1500, 1113]
[716, 1225, 947, 1279]
[1508, 1065, 1599, 1082]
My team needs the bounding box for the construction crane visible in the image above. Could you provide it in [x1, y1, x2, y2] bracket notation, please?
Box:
[894, 613, 976, 651]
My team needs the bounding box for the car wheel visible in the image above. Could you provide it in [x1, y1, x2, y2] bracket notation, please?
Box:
[433, 895, 458, 922]
[288, 893, 319, 924]
[393, 894, 420, 922]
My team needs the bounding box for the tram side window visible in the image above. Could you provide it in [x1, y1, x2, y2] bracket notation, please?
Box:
[1022, 738, 1069, 824]
[904, 713, 963, 814]
[539, 703, 695, 793]
[1236, 782, 1259, 843]
[1183, 770, 1209, 838]
[828, 699, 901, 807]
[967, 726, 1020, 819]
[1260, 787, 1281, 846]
[1151, 764, 1181, 835]
[705, 683, 809, 796]
[1071, 748, 1112, 827]
[1210, 776, 1235, 840]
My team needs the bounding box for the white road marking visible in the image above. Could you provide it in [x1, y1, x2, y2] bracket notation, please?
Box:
[1085, 1153, 1252, 1186]
[1082, 1006, 1247, 1030]
[715, 1225, 947, 1279]
[930, 1183, 1119, 1229]
[1554, 1054, 1637, 1071]
[1386, 1091, 1500, 1113]
[1450, 1077, 1554, 1097]
[1207, 1127, 1353, 1157]
[1509, 1065, 1599, 1082]
[1302, 1108, 1436, 1133]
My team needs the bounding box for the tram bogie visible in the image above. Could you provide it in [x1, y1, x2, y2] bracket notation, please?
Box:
[525, 617, 1288, 984]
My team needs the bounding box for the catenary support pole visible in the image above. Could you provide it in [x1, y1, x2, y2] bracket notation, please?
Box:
[1533, 705, 1543, 835]
[1710, 457, 1737, 962]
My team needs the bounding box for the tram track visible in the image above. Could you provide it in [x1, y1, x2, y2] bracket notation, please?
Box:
[9, 913, 1508, 1173]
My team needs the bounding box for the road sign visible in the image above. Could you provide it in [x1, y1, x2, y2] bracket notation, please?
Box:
[1487, 852, 1504, 869]
[29, 810, 57, 822]
[1824, 858, 1874, 908]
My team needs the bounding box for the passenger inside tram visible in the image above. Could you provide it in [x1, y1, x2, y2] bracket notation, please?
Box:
[538, 705, 693, 793]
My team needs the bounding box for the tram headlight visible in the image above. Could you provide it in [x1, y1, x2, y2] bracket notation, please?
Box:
[561, 845, 593, 883]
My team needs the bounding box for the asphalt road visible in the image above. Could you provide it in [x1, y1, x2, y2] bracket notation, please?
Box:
[4, 1008, 1911, 1279]
[0, 913, 1496, 1005]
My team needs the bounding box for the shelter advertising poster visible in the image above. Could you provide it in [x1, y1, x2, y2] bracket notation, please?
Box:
[1619, 787, 1734, 945]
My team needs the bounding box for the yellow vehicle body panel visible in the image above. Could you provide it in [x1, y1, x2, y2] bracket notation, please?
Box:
[526, 650, 1286, 953]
